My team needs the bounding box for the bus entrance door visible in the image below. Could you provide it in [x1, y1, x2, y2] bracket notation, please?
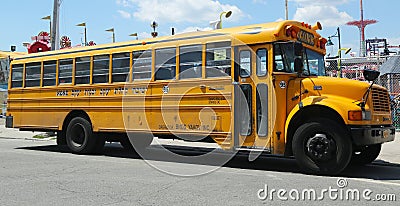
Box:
[234, 45, 272, 153]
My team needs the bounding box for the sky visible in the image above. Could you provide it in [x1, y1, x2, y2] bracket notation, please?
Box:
[1, 0, 399, 56]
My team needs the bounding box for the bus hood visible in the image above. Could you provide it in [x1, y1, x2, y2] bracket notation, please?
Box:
[301, 76, 378, 102]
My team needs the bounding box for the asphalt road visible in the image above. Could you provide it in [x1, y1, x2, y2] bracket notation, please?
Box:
[0, 138, 399, 206]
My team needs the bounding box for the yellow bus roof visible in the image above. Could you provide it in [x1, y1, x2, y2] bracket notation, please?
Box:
[0, 51, 27, 59]
[13, 20, 324, 61]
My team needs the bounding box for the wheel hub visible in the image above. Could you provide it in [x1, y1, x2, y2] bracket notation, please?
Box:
[306, 134, 335, 161]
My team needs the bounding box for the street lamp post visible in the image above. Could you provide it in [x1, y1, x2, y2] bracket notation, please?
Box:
[129, 33, 138, 40]
[76, 22, 87, 46]
[106, 28, 115, 43]
[217, 11, 232, 29]
[285, 0, 288, 20]
[41, 15, 52, 38]
[337, 48, 352, 78]
[326, 27, 351, 78]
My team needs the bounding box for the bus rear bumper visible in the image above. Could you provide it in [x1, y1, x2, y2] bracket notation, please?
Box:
[5, 116, 13, 128]
[349, 125, 395, 146]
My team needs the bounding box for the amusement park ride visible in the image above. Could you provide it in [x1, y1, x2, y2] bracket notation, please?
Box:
[25, 32, 97, 54]
[26, 0, 96, 54]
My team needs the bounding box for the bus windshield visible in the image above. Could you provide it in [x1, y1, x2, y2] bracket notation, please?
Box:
[273, 43, 325, 76]
[305, 49, 325, 76]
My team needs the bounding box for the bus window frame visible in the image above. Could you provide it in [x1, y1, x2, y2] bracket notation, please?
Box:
[25, 62, 42, 88]
[92, 54, 111, 84]
[75, 56, 92, 85]
[58, 58, 74, 86]
[133, 50, 152, 81]
[155, 47, 177, 81]
[43, 60, 57, 87]
[10, 64, 24, 88]
[205, 41, 232, 78]
[179, 44, 203, 80]
[112, 52, 131, 83]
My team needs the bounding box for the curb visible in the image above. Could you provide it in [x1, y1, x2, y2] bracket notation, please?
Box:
[0, 136, 56, 142]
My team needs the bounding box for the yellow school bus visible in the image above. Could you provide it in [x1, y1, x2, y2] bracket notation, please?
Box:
[7, 20, 395, 174]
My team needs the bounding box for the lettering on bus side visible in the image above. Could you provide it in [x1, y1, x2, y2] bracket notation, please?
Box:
[71, 89, 81, 97]
[209, 97, 224, 104]
[158, 124, 211, 131]
[84, 89, 96, 96]
[297, 30, 315, 46]
[132, 87, 148, 95]
[114, 87, 128, 95]
[100, 88, 111, 96]
[56, 90, 69, 97]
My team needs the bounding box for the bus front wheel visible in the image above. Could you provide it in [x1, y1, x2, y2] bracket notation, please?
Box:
[292, 119, 352, 175]
[66, 117, 99, 154]
[350, 144, 381, 165]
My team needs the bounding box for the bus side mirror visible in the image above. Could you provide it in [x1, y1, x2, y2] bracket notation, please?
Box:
[294, 57, 304, 74]
[363, 69, 380, 81]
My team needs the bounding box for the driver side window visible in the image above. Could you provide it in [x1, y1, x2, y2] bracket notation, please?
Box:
[274, 44, 285, 72]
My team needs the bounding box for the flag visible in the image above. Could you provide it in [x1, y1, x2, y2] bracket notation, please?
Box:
[42, 15, 51, 20]
[76, 22, 86, 27]
[105, 28, 114, 32]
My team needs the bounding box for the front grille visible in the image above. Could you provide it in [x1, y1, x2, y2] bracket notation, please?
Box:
[371, 87, 390, 112]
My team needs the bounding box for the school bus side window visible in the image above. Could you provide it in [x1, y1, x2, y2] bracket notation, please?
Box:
[43, 60, 57, 86]
[206, 41, 231, 78]
[133, 50, 152, 81]
[256, 49, 268, 76]
[58, 59, 73, 85]
[112, 52, 130, 82]
[179, 45, 202, 79]
[25, 62, 42, 87]
[93, 55, 110, 84]
[11, 64, 23, 88]
[155, 48, 176, 80]
[75, 56, 91, 85]
[239, 50, 251, 77]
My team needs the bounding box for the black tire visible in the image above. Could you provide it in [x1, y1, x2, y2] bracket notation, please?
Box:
[66, 117, 98, 154]
[292, 119, 352, 175]
[350, 144, 381, 165]
[120, 135, 134, 151]
[56, 130, 67, 146]
[94, 134, 106, 153]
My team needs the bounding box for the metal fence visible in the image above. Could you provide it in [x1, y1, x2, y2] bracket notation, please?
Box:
[325, 55, 400, 130]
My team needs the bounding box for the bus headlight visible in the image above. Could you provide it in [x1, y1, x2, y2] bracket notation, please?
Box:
[348, 110, 371, 121]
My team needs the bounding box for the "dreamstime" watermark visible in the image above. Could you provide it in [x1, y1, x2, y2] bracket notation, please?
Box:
[257, 178, 397, 202]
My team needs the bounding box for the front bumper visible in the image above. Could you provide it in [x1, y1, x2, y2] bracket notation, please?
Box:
[349, 125, 395, 146]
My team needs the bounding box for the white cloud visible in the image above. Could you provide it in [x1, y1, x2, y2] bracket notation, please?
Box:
[121, 0, 244, 24]
[291, 0, 353, 28]
[117, 10, 132, 19]
[138, 32, 152, 39]
[292, 0, 350, 6]
[178, 26, 213, 34]
[116, 0, 131, 7]
[293, 5, 353, 27]
[387, 38, 400, 47]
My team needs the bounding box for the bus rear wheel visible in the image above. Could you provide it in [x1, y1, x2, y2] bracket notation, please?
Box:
[292, 119, 352, 175]
[66, 117, 99, 154]
[351, 144, 381, 165]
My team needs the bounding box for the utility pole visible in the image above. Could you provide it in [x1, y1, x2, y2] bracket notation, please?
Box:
[51, 0, 60, 50]
[285, 0, 288, 20]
